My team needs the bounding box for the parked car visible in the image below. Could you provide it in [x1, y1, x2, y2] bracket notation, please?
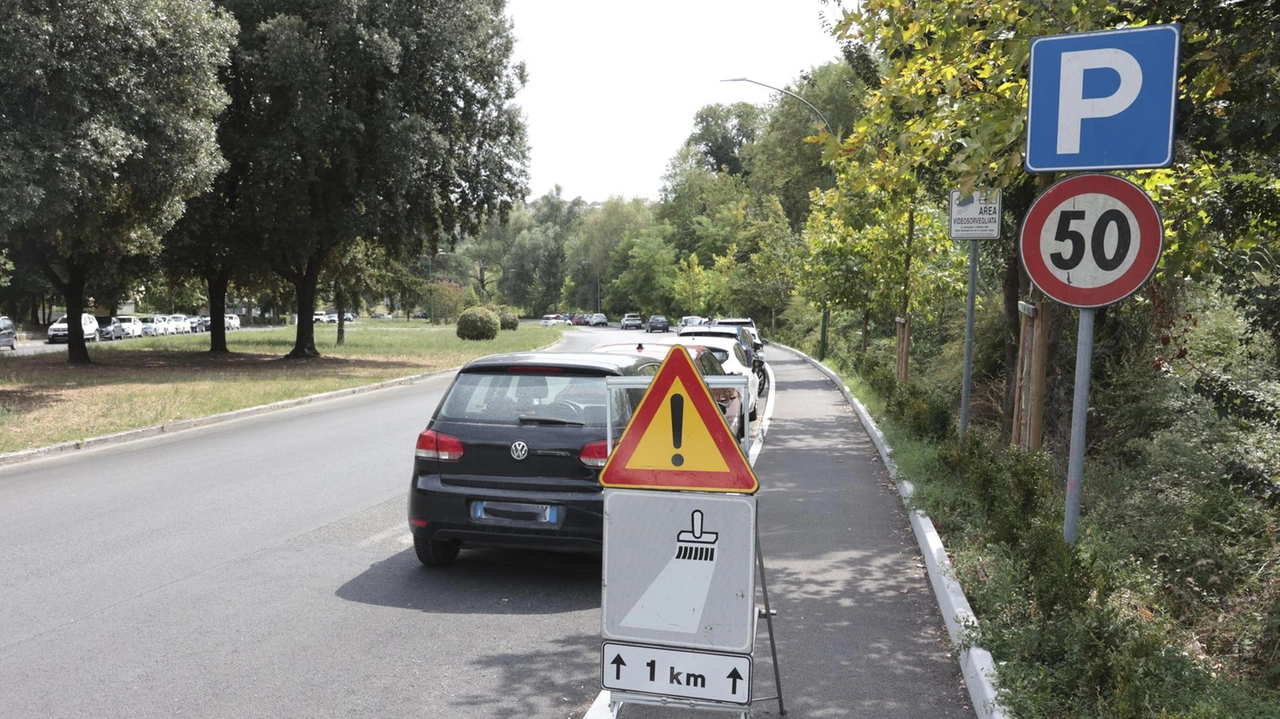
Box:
[96, 316, 124, 341]
[590, 313, 608, 327]
[620, 313, 643, 330]
[669, 334, 761, 420]
[187, 315, 205, 333]
[677, 316, 705, 329]
[116, 316, 144, 338]
[140, 316, 165, 336]
[224, 314, 241, 330]
[592, 342, 745, 439]
[47, 314, 99, 343]
[313, 311, 328, 323]
[678, 323, 762, 370]
[408, 352, 663, 566]
[0, 315, 16, 350]
[166, 315, 190, 334]
[540, 314, 559, 327]
[645, 315, 670, 333]
[372, 313, 392, 320]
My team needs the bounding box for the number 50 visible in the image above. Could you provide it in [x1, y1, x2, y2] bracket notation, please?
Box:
[1049, 209, 1131, 272]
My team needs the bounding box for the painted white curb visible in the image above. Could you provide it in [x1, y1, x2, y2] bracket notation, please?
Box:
[776, 343, 1009, 719]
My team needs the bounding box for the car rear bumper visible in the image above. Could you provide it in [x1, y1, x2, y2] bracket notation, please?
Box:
[409, 472, 604, 553]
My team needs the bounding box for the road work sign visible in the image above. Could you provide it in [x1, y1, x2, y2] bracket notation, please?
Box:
[1026, 25, 1180, 172]
[600, 345, 758, 493]
[602, 490, 757, 653]
[602, 642, 751, 705]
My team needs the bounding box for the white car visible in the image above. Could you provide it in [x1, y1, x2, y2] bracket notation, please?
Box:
[668, 335, 761, 420]
[116, 315, 144, 338]
[540, 314, 559, 327]
[225, 314, 241, 330]
[139, 316, 166, 336]
[168, 314, 191, 334]
[46, 313, 99, 343]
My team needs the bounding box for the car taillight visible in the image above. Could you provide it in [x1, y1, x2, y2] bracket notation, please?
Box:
[579, 440, 609, 468]
[416, 429, 464, 461]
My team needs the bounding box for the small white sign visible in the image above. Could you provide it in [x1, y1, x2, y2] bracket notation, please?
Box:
[602, 642, 751, 705]
[949, 189, 1003, 240]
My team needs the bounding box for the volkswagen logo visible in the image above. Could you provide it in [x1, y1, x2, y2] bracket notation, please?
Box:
[510, 441, 530, 461]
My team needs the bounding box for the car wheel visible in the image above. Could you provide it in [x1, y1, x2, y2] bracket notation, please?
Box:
[413, 531, 459, 567]
[749, 404, 758, 422]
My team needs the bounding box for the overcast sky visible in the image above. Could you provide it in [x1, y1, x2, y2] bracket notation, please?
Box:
[504, 1, 846, 204]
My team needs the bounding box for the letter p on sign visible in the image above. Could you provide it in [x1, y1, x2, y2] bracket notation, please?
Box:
[1026, 25, 1180, 173]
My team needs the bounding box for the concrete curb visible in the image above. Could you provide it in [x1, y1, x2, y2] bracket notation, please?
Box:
[0, 334, 569, 468]
[774, 343, 1009, 719]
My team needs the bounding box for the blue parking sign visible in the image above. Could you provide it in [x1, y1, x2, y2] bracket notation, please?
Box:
[1026, 25, 1181, 173]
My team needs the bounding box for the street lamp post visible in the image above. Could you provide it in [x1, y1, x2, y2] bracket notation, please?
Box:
[722, 77, 833, 361]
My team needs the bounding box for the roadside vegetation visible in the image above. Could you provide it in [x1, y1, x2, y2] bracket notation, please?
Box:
[0, 325, 561, 455]
[2, 1, 1278, 714]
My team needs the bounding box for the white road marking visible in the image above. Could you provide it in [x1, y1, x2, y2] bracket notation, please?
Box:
[358, 523, 409, 548]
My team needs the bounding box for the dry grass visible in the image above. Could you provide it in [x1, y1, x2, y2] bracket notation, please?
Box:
[0, 324, 563, 454]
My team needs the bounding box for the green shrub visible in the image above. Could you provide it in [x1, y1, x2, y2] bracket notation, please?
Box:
[493, 306, 519, 331]
[455, 306, 500, 340]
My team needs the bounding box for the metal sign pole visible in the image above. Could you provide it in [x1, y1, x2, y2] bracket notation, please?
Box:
[1063, 308, 1095, 544]
[959, 238, 979, 446]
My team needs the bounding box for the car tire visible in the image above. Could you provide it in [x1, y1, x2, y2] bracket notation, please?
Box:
[749, 404, 758, 422]
[414, 531, 459, 567]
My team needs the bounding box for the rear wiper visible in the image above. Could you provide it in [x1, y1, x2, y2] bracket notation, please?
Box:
[517, 416, 585, 426]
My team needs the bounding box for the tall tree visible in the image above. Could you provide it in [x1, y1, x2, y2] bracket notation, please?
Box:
[684, 102, 764, 177]
[220, 0, 527, 358]
[0, 0, 236, 363]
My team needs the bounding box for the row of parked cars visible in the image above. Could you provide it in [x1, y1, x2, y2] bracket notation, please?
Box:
[46, 313, 242, 342]
[406, 316, 769, 567]
[541, 313, 608, 327]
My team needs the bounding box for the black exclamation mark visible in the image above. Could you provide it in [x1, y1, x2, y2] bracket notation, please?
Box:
[670, 394, 685, 467]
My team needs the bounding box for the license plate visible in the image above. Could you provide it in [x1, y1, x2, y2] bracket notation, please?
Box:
[471, 501, 559, 523]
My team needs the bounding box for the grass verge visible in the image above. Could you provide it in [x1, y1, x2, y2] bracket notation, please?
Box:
[0, 324, 563, 454]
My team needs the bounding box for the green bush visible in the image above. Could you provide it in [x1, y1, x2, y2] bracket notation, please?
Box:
[493, 306, 519, 331]
[455, 306, 500, 340]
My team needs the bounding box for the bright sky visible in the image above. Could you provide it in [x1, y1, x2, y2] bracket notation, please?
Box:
[505, 1, 846, 204]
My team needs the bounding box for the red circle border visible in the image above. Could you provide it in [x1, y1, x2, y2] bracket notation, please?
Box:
[1019, 174, 1163, 308]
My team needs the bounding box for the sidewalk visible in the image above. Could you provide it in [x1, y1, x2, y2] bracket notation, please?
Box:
[622, 347, 971, 717]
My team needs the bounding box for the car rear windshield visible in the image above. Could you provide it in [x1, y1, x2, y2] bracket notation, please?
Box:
[438, 372, 632, 428]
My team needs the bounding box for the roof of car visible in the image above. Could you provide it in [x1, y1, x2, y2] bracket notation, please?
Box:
[592, 342, 713, 361]
[460, 352, 660, 375]
[678, 325, 744, 338]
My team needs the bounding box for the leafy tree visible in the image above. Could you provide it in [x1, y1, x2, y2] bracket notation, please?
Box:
[672, 252, 712, 317]
[610, 228, 677, 316]
[0, 0, 236, 363]
[684, 102, 765, 177]
[745, 60, 867, 231]
[218, 0, 527, 358]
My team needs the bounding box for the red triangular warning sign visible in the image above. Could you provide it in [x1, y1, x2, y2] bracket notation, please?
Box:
[601, 345, 758, 493]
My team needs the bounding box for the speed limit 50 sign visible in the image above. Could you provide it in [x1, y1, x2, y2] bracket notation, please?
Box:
[1020, 174, 1163, 308]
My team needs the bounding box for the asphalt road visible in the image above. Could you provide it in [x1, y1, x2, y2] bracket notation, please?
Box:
[0, 327, 968, 718]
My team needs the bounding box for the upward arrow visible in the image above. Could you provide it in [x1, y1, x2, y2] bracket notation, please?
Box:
[610, 654, 626, 681]
[727, 667, 743, 694]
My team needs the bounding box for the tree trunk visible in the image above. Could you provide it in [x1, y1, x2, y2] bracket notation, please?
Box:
[861, 309, 870, 354]
[335, 284, 347, 347]
[1000, 243, 1021, 443]
[284, 257, 322, 359]
[207, 270, 230, 353]
[39, 256, 92, 364]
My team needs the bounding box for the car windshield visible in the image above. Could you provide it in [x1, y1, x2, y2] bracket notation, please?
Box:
[438, 372, 631, 428]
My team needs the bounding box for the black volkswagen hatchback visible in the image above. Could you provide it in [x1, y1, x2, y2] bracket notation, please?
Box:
[409, 352, 660, 566]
